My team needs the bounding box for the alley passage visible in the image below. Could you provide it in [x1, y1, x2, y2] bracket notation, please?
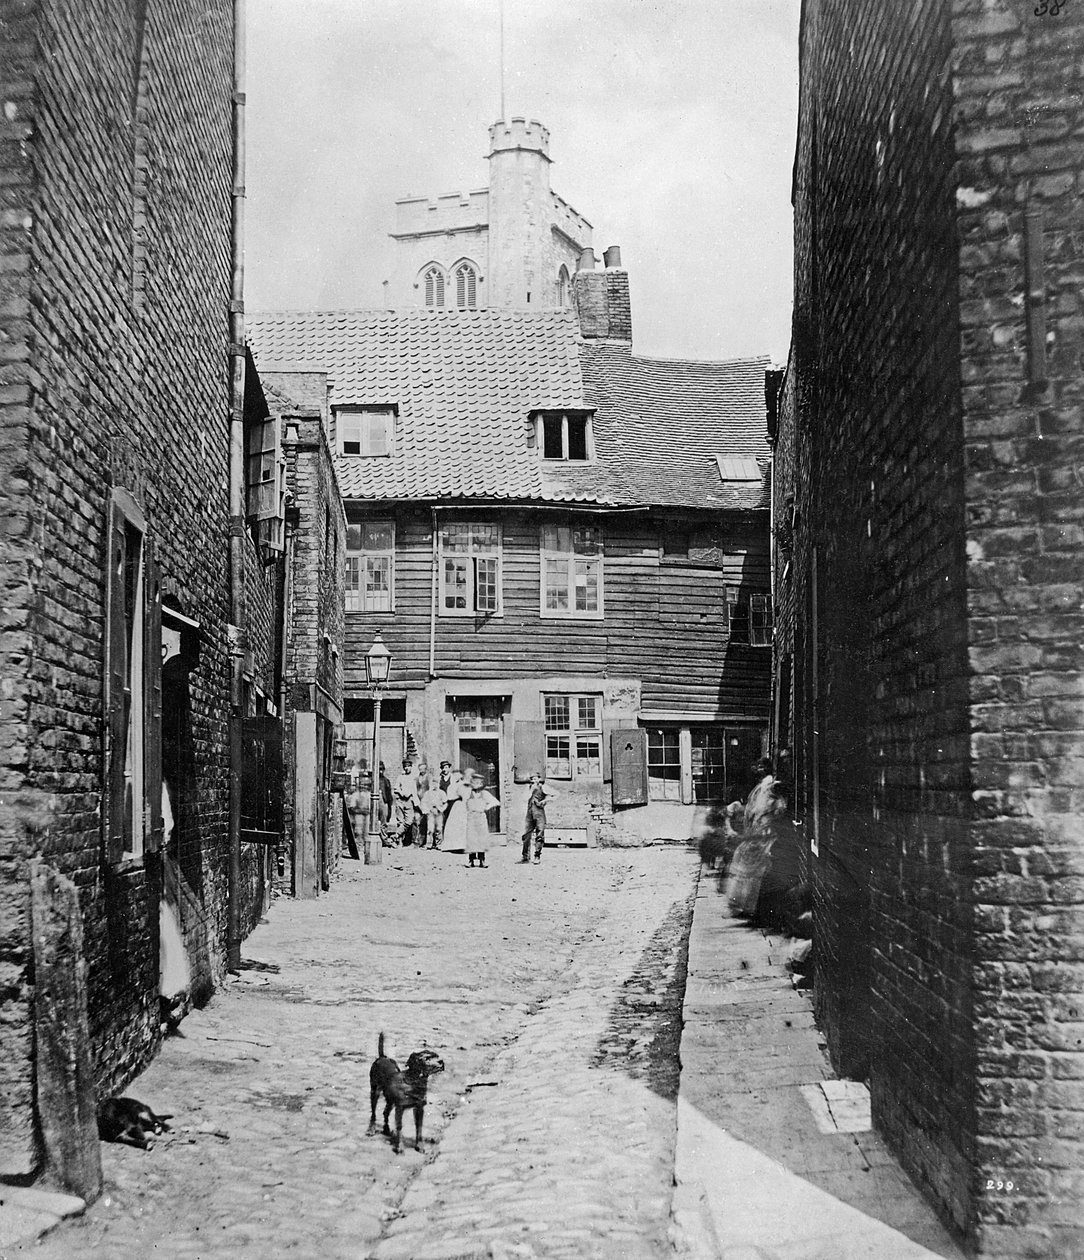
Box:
[24, 845, 698, 1260]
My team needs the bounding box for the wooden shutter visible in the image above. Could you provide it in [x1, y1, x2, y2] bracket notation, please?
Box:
[611, 728, 648, 806]
[513, 720, 545, 783]
[105, 504, 129, 863]
[143, 541, 163, 852]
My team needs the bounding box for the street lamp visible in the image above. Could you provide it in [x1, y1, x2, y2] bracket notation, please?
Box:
[365, 632, 392, 864]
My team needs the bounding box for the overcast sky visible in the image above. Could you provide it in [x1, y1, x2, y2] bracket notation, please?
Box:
[245, 0, 800, 363]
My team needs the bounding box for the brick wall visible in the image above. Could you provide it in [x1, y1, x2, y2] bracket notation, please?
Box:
[0, 0, 246, 1171]
[785, 0, 1084, 1252]
[952, 1, 1084, 1254]
[265, 374, 345, 895]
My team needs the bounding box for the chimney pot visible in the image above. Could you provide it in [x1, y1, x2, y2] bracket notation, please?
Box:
[577, 247, 596, 271]
[603, 245, 622, 269]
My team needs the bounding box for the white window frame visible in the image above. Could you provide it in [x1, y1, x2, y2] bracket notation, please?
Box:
[535, 411, 594, 462]
[454, 261, 478, 308]
[346, 519, 395, 613]
[543, 693, 603, 780]
[338, 407, 395, 458]
[540, 521, 603, 619]
[439, 521, 502, 616]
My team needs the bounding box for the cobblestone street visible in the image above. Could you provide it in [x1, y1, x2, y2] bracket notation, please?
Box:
[20, 845, 697, 1260]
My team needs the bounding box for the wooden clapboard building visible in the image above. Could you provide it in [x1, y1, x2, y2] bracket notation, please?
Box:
[248, 260, 771, 844]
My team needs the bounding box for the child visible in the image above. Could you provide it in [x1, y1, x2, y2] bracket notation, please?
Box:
[521, 775, 552, 865]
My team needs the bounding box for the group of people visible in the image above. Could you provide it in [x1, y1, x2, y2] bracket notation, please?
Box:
[346, 757, 500, 867]
[721, 755, 804, 932]
[346, 758, 555, 869]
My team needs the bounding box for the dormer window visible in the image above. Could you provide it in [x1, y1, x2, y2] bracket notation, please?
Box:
[338, 407, 395, 457]
[534, 411, 593, 461]
[455, 261, 478, 308]
[423, 265, 445, 307]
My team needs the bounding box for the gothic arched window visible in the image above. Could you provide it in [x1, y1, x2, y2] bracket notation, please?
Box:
[556, 265, 570, 307]
[455, 261, 478, 308]
[423, 265, 445, 308]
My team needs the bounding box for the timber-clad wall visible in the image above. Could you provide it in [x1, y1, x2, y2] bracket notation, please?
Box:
[343, 506, 770, 720]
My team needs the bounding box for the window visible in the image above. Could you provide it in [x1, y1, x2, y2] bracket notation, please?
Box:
[456, 698, 501, 734]
[346, 520, 394, 612]
[750, 593, 774, 646]
[339, 408, 394, 458]
[541, 521, 602, 618]
[454, 261, 478, 308]
[423, 265, 445, 307]
[647, 728, 682, 801]
[245, 413, 285, 550]
[105, 488, 162, 862]
[535, 411, 592, 461]
[646, 724, 763, 804]
[555, 265, 570, 307]
[440, 522, 501, 615]
[543, 693, 602, 779]
[726, 588, 773, 646]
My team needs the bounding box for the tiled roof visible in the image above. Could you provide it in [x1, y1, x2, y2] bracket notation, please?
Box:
[246, 309, 770, 511]
[579, 342, 772, 510]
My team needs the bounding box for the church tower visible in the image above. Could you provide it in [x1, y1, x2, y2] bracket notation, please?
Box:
[386, 119, 592, 310]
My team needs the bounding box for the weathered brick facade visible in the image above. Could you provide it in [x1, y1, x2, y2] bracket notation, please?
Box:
[263, 372, 346, 898]
[776, 0, 1084, 1253]
[0, 0, 282, 1180]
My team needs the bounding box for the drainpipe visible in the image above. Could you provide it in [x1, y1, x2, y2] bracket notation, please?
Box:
[226, 0, 247, 972]
[429, 506, 438, 679]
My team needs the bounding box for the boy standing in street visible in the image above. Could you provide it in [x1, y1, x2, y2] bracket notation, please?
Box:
[521, 775, 552, 865]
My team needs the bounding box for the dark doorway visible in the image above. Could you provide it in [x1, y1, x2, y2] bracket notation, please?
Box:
[458, 737, 501, 831]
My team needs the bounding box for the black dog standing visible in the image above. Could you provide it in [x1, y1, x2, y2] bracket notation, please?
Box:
[368, 1033, 445, 1153]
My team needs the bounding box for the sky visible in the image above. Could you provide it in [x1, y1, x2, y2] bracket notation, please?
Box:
[245, 0, 800, 363]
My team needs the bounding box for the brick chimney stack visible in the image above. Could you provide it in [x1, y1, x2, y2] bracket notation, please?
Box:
[573, 245, 631, 341]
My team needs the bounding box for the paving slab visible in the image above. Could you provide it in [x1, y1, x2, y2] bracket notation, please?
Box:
[671, 870, 968, 1260]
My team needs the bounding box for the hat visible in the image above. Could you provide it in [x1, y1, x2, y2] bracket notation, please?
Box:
[440, 759, 451, 769]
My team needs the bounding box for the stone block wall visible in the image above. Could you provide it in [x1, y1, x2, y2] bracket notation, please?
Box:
[0, 0, 242, 1172]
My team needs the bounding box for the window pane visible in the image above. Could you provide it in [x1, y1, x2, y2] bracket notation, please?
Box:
[471, 523, 498, 551]
[575, 737, 601, 777]
[443, 557, 468, 609]
[366, 556, 391, 611]
[567, 415, 588, 460]
[542, 414, 563, 458]
[546, 735, 571, 778]
[368, 411, 391, 457]
[545, 558, 569, 610]
[573, 526, 599, 555]
[346, 523, 363, 551]
[574, 560, 599, 612]
[475, 556, 498, 612]
[544, 695, 570, 732]
[363, 522, 393, 551]
[345, 556, 362, 611]
[443, 523, 469, 553]
[577, 696, 599, 729]
[691, 726, 726, 803]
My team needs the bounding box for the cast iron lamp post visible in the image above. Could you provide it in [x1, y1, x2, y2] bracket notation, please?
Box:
[365, 631, 392, 864]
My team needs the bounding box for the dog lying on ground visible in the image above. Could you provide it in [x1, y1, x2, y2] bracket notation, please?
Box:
[97, 1097, 172, 1149]
[368, 1032, 445, 1153]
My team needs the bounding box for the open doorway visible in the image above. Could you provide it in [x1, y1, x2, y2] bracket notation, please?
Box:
[457, 737, 501, 832]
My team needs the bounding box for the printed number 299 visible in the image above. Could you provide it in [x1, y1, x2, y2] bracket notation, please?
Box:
[986, 1180, 1015, 1191]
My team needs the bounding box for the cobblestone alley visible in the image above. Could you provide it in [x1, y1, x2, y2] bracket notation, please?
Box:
[19, 845, 697, 1260]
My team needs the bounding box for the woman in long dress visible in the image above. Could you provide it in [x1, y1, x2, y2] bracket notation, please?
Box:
[441, 771, 471, 853]
[465, 772, 499, 868]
